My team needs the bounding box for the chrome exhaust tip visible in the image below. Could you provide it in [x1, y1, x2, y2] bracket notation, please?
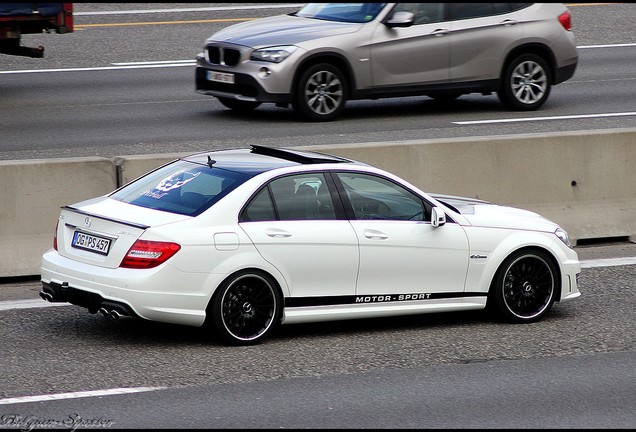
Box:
[109, 310, 122, 320]
[98, 307, 110, 317]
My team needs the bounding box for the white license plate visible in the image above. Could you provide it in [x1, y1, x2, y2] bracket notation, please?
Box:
[208, 71, 235, 84]
[72, 231, 111, 255]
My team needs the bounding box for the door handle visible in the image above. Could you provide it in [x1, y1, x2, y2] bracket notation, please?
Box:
[500, 19, 518, 26]
[266, 229, 291, 238]
[431, 29, 449, 37]
[363, 229, 388, 240]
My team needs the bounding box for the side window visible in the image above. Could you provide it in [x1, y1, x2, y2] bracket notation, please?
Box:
[448, 3, 493, 20]
[335, 172, 430, 221]
[393, 3, 444, 25]
[241, 173, 337, 221]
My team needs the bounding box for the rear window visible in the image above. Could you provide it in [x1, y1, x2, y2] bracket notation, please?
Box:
[110, 160, 252, 216]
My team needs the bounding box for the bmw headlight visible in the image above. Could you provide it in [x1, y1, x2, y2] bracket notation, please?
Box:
[250, 46, 297, 63]
[554, 228, 571, 248]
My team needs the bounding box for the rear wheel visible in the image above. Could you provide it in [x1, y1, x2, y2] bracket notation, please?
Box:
[497, 54, 551, 111]
[293, 63, 347, 122]
[489, 249, 558, 323]
[217, 97, 261, 112]
[206, 270, 282, 346]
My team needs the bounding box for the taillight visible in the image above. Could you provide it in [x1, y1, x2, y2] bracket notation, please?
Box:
[120, 240, 181, 269]
[53, 221, 59, 251]
[558, 10, 572, 31]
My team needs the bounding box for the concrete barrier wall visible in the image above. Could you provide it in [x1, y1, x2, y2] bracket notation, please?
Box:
[0, 157, 117, 277]
[1, 128, 634, 278]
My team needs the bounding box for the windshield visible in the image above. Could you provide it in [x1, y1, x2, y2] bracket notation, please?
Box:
[295, 3, 387, 23]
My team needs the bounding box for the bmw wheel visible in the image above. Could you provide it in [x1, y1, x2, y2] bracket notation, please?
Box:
[217, 97, 262, 112]
[207, 270, 282, 346]
[490, 249, 558, 323]
[497, 54, 551, 111]
[293, 63, 347, 122]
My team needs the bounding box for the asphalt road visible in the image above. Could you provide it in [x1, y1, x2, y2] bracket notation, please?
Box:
[1, 3, 635, 160]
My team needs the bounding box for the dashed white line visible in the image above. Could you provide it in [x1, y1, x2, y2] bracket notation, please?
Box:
[453, 112, 636, 125]
[0, 387, 166, 405]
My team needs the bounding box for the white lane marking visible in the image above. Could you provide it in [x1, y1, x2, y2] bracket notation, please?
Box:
[111, 60, 194, 65]
[0, 63, 194, 74]
[580, 257, 636, 268]
[578, 43, 636, 48]
[453, 112, 636, 125]
[0, 299, 70, 311]
[74, 4, 304, 16]
[0, 387, 165, 405]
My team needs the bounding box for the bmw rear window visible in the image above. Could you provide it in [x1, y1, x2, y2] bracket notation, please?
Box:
[110, 160, 252, 216]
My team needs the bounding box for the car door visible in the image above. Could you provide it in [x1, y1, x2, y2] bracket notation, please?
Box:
[333, 171, 470, 299]
[447, 3, 524, 82]
[239, 172, 359, 300]
[368, 3, 451, 86]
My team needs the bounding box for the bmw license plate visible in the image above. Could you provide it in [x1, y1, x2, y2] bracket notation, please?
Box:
[208, 71, 235, 84]
[71, 231, 111, 255]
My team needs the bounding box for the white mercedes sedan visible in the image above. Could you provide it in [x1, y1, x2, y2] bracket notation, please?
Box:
[41, 146, 581, 345]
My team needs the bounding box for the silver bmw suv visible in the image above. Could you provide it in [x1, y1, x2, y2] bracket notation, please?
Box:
[195, 3, 578, 122]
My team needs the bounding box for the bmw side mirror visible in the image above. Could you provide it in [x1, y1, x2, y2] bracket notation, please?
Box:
[431, 207, 446, 227]
[384, 11, 415, 28]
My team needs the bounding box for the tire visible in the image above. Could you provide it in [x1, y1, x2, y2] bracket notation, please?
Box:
[217, 97, 261, 112]
[293, 63, 347, 122]
[206, 270, 282, 346]
[497, 54, 551, 111]
[489, 249, 558, 323]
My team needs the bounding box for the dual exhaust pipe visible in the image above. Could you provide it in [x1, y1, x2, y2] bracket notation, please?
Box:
[39, 288, 127, 320]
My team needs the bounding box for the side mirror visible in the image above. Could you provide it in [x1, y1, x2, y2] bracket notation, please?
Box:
[384, 11, 415, 28]
[431, 207, 446, 227]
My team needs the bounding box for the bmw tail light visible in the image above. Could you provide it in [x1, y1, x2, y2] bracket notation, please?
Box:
[120, 240, 181, 269]
[558, 10, 572, 31]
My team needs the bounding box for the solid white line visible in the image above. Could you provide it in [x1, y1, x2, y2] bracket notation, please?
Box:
[578, 43, 636, 49]
[453, 112, 636, 125]
[111, 60, 195, 65]
[0, 63, 194, 74]
[0, 299, 70, 311]
[74, 4, 303, 16]
[0, 387, 165, 405]
[580, 257, 636, 268]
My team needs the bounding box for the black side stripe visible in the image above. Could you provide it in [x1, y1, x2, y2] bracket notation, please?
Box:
[285, 292, 486, 308]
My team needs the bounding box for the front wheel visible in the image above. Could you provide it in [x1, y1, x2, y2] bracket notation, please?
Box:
[489, 249, 558, 323]
[497, 54, 551, 111]
[293, 63, 347, 122]
[206, 270, 282, 346]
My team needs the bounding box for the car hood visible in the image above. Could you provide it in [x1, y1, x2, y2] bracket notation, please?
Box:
[431, 193, 558, 232]
[208, 14, 364, 47]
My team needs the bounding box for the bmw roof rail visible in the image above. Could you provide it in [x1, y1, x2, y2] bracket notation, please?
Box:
[250, 144, 352, 164]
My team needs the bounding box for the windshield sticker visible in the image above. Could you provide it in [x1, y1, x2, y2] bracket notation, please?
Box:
[142, 170, 201, 199]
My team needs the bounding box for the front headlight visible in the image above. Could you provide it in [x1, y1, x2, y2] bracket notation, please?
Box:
[250, 46, 297, 63]
[554, 228, 571, 248]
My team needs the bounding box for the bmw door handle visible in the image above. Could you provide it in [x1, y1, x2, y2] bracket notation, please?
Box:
[431, 29, 449, 37]
[363, 229, 388, 240]
[500, 19, 518, 26]
[266, 229, 292, 238]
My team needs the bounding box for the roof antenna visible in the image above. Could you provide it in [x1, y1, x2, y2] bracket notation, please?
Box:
[207, 155, 216, 168]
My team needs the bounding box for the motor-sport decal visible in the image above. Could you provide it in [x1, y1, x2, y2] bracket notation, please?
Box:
[285, 292, 485, 308]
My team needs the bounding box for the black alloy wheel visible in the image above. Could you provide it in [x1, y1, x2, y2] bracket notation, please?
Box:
[208, 270, 282, 345]
[490, 249, 558, 323]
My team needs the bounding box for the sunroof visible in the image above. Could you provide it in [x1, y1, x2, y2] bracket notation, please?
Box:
[250, 145, 352, 164]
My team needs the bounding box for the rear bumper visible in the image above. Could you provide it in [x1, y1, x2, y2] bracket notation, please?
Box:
[41, 249, 216, 327]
